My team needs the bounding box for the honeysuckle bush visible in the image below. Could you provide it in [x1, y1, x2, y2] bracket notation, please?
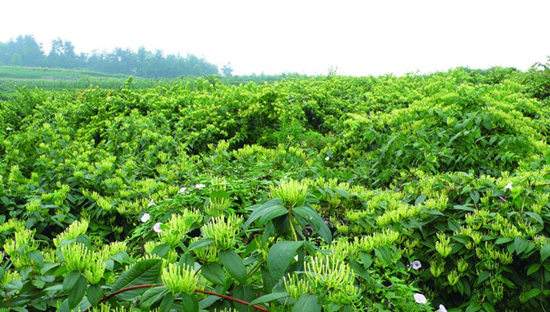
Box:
[0, 66, 549, 311]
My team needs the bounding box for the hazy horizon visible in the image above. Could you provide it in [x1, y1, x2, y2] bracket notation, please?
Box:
[1, 0, 549, 76]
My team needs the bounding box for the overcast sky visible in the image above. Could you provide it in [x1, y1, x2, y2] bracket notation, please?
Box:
[1, 0, 548, 75]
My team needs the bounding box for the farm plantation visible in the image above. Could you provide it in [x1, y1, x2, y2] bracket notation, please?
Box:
[0, 66, 549, 311]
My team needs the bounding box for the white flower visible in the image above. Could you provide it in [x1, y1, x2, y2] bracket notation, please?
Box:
[194, 183, 206, 190]
[413, 293, 427, 304]
[410, 260, 422, 270]
[436, 304, 447, 312]
[325, 156, 330, 161]
[148, 200, 155, 207]
[504, 182, 513, 191]
[178, 187, 187, 194]
[153, 222, 162, 233]
[140, 213, 151, 223]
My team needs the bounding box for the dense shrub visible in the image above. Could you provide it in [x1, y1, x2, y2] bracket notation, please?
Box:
[0, 67, 548, 311]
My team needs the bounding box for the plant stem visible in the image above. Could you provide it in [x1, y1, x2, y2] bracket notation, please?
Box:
[288, 214, 299, 241]
[99, 283, 160, 302]
[196, 289, 269, 311]
[246, 259, 264, 278]
[87, 284, 269, 312]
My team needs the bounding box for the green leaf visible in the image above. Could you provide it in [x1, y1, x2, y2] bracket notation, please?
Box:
[465, 303, 482, 312]
[63, 271, 82, 291]
[481, 117, 493, 130]
[29, 250, 43, 266]
[349, 260, 369, 280]
[140, 286, 167, 309]
[453, 205, 475, 212]
[178, 252, 195, 267]
[32, 278, 45, 289]
[232, 285, 255, 311]
[67, 275, 87, 308]
[359, 253, 373, 269]
[30, 300, 47, 311]
[199, 295, 221, 309]
[527, 263, 540, 275]
[293, 206, 332, 243]
[374, 246, 394, 267]
[180, 293, 199, 312]
[188, 238, 213, 251]
[499, 276, 516, 288]
[541, 242, 550, 262]
[510, 238, 530, 255]
[200, 263, 226, 285]
[495, 237, 513, 245]
[267, 241, 304, 280]
[481, 303, 496, 312]
[86, 285, 103, 306]
[469, 191, 480, 203]
[261, 267, 278, 292]
[40, 263, 59, 274]
[152, 244, 171, 257]
[250, 292, 289, 305]
[159, 292, 175, 312]
[525, 211, 543, 226]
[292, 294, 321, 312]
[44, 284, 64, 293]
[220, 250, 246, 283]
[258, 206, 288, 225]
[244, 199, 284, 228]
[111, 259, 162, 300]
[414, 195, 426, 205]
[519, 288, 541, 303]
[58, 299, 70, 312]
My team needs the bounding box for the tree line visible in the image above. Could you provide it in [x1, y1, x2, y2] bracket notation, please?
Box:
[0, 35, 226, 78]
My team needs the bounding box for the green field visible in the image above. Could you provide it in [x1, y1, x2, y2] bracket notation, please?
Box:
[0, 65, 130, 80]
[0, 66, 300, 95]
[0, 66, 166, 93]
[0, 67, 549, 311]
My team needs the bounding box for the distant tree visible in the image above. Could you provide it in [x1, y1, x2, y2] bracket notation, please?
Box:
[0, 34, 221, 78]
[0, 42, 7, 65]
[0, 35, 45, 66]
[47, 39, 64, 67]
[10, 54, 22, 65]
[47, 39, 80, 68]
[62, 40, 78, 67]
[222, 63, 233, 77]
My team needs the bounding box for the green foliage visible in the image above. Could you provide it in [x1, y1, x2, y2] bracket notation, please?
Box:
[0, 67, 549, 311]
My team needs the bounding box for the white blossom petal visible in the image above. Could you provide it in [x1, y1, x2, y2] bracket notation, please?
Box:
[140, 213, 151, 223]
[413, 293, 427, 304]
[411, 260, 422, 270]
[504, 182, 513, 191]
[194, 183, 206, 190]
[153, 222, 162, 233]
[178, 187, 187, 194]
[436, 304, 447, 312]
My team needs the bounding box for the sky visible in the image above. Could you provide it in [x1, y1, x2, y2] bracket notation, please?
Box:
[1, 0, 549, 76]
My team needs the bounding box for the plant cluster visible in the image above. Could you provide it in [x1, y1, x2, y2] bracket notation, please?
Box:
[0, 67, 549, 311]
